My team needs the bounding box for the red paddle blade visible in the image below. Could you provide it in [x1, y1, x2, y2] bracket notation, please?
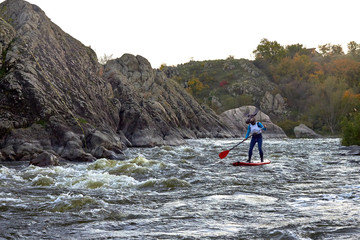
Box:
[219, 150, 230, 159]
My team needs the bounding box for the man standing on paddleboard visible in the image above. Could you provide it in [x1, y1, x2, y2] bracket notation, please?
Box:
[245, 118, 266, 162]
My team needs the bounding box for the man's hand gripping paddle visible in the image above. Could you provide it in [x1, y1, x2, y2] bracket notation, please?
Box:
[218, 138, 247, 159]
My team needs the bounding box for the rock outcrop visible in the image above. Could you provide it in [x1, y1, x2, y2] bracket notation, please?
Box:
[0, 0, 236, 164]
[104, 54, 235, 146]
[164, 58, 288, 119]
[30, 152, 59, 167]
[220, 106, 287, 138]
[260, 91, 287, 116]
[294, 124, 322, 138]
[345, 145, 360, 156]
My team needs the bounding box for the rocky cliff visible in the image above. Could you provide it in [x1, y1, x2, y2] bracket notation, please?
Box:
[104, 54, 235, 145]
[0, 0, 235, 164]
[162, 59, 288, 119]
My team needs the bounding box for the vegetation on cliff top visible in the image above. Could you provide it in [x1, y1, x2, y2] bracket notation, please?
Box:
[161, 57, 277, 115]
[162, 39, 360, 144]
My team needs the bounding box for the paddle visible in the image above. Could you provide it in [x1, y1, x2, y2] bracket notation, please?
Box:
[219, 138, 248, 159]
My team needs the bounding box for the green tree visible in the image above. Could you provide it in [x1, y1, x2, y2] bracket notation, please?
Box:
[318, 43, 344, 57]
[323, 58, 360, 90]
[272, 54, 316, 112]
[285, 44, 308, 58]
[341, 112, 360, 146]
[318, 44, 331, 56]
[273, 54, 316, 83]
[332, 44, 344, 55]
[340, 91, 360, 145]
[309, 76, 348, 134]
[342, 90, 360, 113]
[347, 41, 360, 56]
[253, 38, 286, 64]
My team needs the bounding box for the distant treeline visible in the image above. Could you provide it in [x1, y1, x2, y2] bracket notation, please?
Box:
[253, 38, 360, 144]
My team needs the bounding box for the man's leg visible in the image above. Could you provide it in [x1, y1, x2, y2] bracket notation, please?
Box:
[258, 138, 264, 162]
[248, 138, 256, 162]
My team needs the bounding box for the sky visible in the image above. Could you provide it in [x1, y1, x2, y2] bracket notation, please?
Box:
[2, 0, 359, 68]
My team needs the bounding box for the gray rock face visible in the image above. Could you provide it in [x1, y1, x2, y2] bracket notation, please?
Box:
[0, 0, 236, 164]
[260, 91, 287, 116]
[220, 106, 287, 138]
[105, 54, 235, 146]
[294, 124, 322, 138]
[0, 18, 16, 70]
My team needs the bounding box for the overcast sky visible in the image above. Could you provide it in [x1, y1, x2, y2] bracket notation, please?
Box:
[3, 0, 360, 68]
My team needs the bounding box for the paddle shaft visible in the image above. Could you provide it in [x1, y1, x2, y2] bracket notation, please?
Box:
[229, 133, 253, 151]
[228, 138, 247, 151]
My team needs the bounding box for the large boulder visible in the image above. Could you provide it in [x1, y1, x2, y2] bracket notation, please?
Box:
[347, 145, 360, 156]
[85, 130, 125, 160]
[220, 106, 287, 138]
[30, 152, 59, 167]
[294, 124, 322, 138]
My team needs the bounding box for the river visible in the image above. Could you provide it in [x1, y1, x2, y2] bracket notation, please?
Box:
[0, 138, 359, 239]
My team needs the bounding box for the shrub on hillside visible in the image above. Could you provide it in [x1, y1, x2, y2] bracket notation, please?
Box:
[341, 112, 360, 146]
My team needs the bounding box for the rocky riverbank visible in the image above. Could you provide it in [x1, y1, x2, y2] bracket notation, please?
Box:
[0, 0, 238, 165]
[0, 0, 292, 167]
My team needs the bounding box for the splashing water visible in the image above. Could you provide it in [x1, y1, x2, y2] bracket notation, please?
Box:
[0, 138, 359, 239]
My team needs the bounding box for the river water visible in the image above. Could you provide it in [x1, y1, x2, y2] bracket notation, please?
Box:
[0, 138, 359, 239]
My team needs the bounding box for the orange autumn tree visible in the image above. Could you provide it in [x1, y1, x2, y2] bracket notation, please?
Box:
[186, 76, 208, 95]
[272, 54, 317, 112]
[273, 54, 317, 83]
[323, 58, 360, 90]
[342, 90, 360, 113]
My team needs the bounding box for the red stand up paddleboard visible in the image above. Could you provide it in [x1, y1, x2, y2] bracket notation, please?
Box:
[232, 160, 271, 166]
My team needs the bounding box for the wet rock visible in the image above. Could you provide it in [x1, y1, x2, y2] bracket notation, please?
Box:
[60, 140, 83, 159]
[294, 124, 322, 138]
[57, 139, 94, 162]
[0, 146, 16, 161]
[0, 123, 50, 161]
[15, 142, 43, 161]
[30, 151, 59, 167]
[86, 130, 125, 160]
[348, 145, 360, 155]
[92, 146, 122, 160]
